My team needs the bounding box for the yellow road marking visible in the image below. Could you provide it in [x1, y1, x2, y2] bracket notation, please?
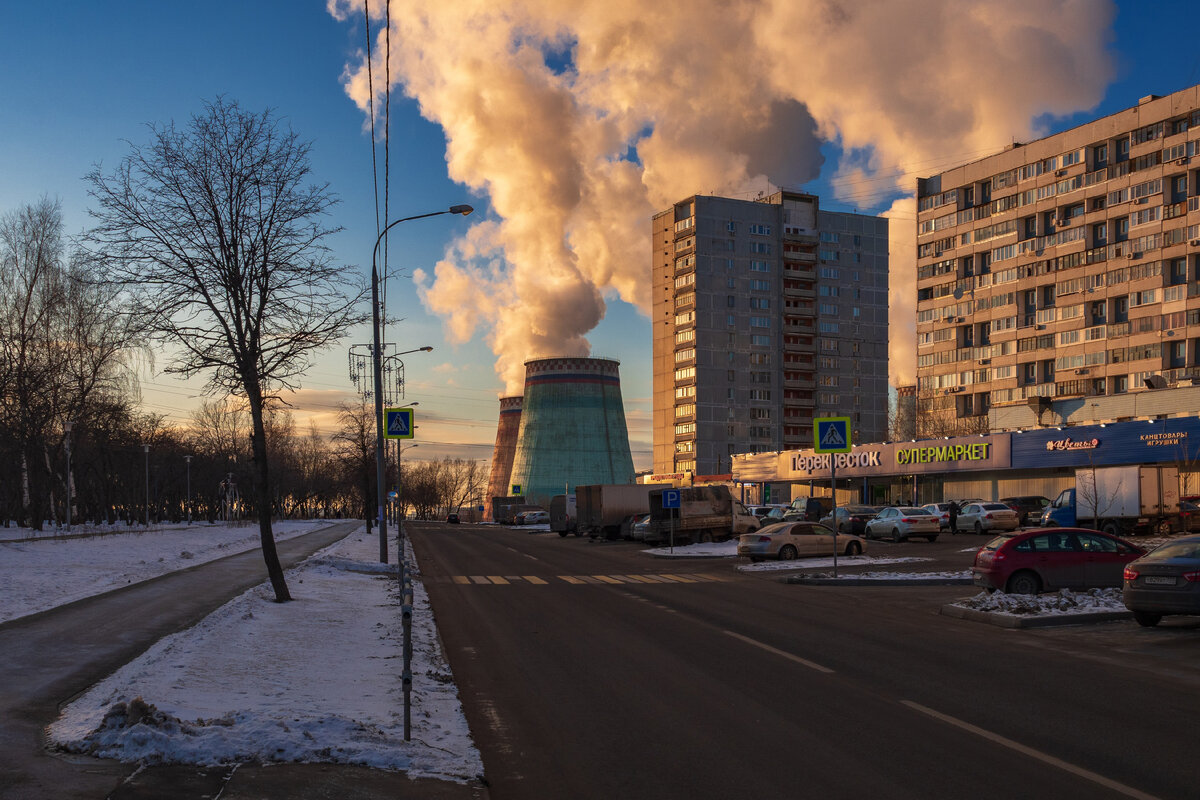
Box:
[558, 575, 586, 584]
[593, 575, 624, 584]
[523, 575, 548, 584]
[659, 574, 697, 583]
[487, 576, 509, 585]
[469, 576, 490, 584]
[452, 576, 471, 585]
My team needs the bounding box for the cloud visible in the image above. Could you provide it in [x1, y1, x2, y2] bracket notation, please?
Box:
[334, 0, 1115, 393]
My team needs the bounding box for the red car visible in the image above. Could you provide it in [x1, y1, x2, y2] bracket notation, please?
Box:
[971, 528, 1146, 595]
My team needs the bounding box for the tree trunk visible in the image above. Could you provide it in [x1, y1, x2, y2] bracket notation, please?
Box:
[247, 387, 290, 603]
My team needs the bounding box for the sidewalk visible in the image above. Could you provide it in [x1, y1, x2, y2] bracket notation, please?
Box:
[0, 522, 487, 800]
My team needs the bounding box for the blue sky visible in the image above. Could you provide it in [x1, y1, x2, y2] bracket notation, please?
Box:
[2, 1, 1197, 469]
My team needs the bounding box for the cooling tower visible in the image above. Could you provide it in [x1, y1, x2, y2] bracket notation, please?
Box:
[508, 357, 635, 508]
[484, 396, 523, 520]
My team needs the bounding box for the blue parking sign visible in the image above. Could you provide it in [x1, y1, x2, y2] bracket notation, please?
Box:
[662, 489, 681, 509]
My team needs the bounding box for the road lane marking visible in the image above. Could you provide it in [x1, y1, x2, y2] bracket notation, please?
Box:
[448, 573, 726, 585]
[659, 574, 697, 583]
[900, 701, 1161, 800]
[452, 576, 471, 585]
[723, 630, 835, 674]
[594, 575, 624, 584]
[469, 576, 490, 584]
[487, 576, 509, 585]
[558, 575, 586, 584]
[522, 576, 548, 584]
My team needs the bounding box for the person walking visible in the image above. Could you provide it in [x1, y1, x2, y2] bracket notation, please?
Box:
[947, 500, 960, 534]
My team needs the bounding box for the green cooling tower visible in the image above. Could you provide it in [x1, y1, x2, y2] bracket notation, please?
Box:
[509, 357, 635, 507]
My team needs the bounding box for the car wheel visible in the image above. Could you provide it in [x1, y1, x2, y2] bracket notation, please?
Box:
[1102, 522, 1121, 537]
[974, 521, 983, 535]
[558, 531, 568, 538]
[845, 541, 862, 556]
[926, 536, 938, 543]
[779, 545, 798, 560]
[697, 529, 714, 544]
[1133, 611, 1162, 627]
[892, 527, 906, 543]
[1005, 570, 1041, 595]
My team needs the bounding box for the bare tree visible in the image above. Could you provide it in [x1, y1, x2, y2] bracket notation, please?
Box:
[332, 401, 377, 531]
[85, 98, 367, 601]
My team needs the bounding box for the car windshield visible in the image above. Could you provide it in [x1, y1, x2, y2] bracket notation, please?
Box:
[1143, 540, 1200, 561]
[756, 522, 792, 535]
[982, 503, 1011, 511]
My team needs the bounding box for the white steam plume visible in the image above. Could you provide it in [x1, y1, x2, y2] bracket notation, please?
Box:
[330, 0, 1115, 390]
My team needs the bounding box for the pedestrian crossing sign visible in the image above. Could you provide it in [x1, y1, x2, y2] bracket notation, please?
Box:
[814, 417, 852, 453]
[385, 407, 415, 439]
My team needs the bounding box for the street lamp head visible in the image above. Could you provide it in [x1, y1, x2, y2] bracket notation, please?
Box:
[419, 346, 434, 352]
[449, 204, 474, 216]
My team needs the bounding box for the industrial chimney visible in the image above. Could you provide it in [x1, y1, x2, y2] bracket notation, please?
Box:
[484, 395, 523, 520]
[508, 357, 635, 508]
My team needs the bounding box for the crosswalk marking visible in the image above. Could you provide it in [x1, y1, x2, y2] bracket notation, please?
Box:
[447, 573, 732, 586]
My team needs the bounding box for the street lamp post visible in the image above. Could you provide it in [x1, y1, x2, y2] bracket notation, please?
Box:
[64, 421, 73, 533]
[371, 204, 472, 563]
[142, 444, 151, 527]
[184, 455, 193, 524]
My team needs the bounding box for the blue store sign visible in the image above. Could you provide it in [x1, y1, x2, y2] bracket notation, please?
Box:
[1010, 417, 1200, 470]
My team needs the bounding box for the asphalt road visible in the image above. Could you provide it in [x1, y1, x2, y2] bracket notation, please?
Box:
[411, 522, 1200, 800]
[0, 521, 484, 800]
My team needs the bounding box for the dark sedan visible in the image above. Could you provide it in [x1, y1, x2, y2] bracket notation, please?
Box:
[819, 505, 883, 535]
[1122, 535, 1200, 626]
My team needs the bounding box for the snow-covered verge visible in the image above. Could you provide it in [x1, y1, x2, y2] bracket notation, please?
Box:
[0, 521, 331, 624]
[800, 569, 972, 581]
[950, 588, 1126, 616]
[47, 529, 483, 782]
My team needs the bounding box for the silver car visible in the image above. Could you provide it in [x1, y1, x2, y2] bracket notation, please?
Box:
[863, 507, 940, 542]
[955, 502, 1020, 534]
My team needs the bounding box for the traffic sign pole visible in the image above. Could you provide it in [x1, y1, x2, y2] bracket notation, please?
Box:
[814, 417, 852, 579]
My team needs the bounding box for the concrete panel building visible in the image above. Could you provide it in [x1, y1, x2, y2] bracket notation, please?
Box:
[652, 191, 889, 477]
[915, 85, 1200, 431]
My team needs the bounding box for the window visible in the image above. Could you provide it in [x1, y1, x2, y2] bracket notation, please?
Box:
[751, 334, 771, 346]
[674, 347, 696, 363]
[749, 279, 771, 291]
[819, 303, 837, 315]
[819, 321, 840, 333]
[674, 403, 695, 418]
[749, 389, 772, 401]
[674, 272, 695, 289]
[674, 422, 695, 436]
[749, 297, 770, 310]
[675, 329, 695, 344]
[750, 316, 771, 328]
[675, 385, 695, 399]
[749, 224, 771, 235]
[674, 311, 694, 326]
[674, 366, 695, 381]
[751, 242, 772, 254]
[750, 260, 771, 272]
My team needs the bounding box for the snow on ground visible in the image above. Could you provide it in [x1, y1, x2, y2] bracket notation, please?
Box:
[951, 588, 1126, 616]
[802, 569, 972, 581]
[0, 521, 330, 624]
[47, 528, 483, 781]
[738, 556, 937, 573]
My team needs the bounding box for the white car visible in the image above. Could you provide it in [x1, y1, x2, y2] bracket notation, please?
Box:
[954, 502, 1020, 534]
[518, 510, 549, 525]
[863, 507, 941, 542]
[922, 503, 953, 530]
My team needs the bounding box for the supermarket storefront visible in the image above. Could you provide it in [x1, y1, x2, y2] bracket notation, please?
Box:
[732, 417, 1200, 505]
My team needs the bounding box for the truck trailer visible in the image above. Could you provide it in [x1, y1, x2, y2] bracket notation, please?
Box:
[644, 485, 761, 545]
[576, 484, 667, 540]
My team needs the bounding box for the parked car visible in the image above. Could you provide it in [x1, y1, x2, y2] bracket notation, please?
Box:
[787, 496, 834, 522]
[1178, 500, 1200, 533]
[748, 504, 788, 520]
[972, 528, 1146, 594]
[863, 506, 940, 542]
[955, 502, 1021, 534]
[737, 521, 865, 562]
[1122, 535, 1200, 626]
[446, 513, 460, 524]
[514, 509, 548, 525]
[999, 495, 1051, 526]
[630, 513, 652, 541]
[819, 505, 883, 535]
[922, 503, 953, 530]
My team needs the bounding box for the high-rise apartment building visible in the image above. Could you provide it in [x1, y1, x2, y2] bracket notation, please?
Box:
[915, 86, 1200, 428]
[651, 191, 889, 476]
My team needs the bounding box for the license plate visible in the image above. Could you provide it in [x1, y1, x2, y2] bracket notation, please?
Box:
[1144, 576, 1176, 586]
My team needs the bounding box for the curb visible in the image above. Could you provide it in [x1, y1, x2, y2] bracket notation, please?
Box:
[785, 576, 973, 586]
[939, 603, 1133, 628]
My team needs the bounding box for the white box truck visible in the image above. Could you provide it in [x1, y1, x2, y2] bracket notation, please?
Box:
[1042, 465, 1180, 536]
[644, 485, 761, 545]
